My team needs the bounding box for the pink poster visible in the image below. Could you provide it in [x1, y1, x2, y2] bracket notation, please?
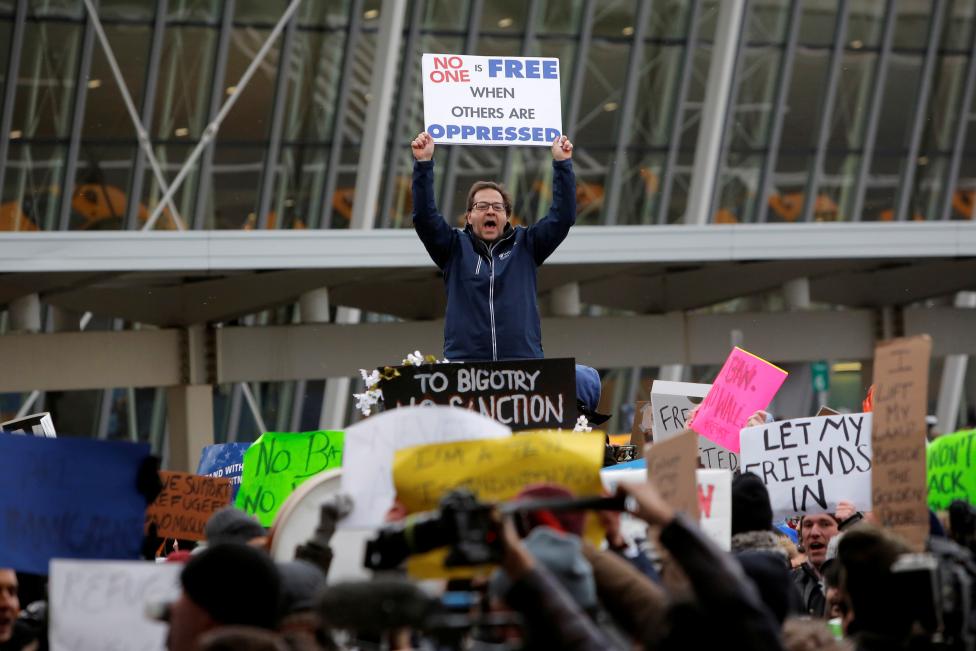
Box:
[689, 347, 788, 454]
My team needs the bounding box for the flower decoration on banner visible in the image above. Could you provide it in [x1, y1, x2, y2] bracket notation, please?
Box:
[573, 415, 591, 433]
[353, 368, 384, 417]
[352, 351, 445, 416]
[402, 350, 441, 366]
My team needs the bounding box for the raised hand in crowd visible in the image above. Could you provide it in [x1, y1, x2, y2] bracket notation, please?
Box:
[551, 134, 573, 161]
[411, 131, 435, 161]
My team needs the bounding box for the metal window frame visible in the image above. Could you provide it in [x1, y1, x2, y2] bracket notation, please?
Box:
[655, 0, 700, 225]
[684, 0, 747, 225]
[377, 0, 425, 229]
[312, 0, 363, 229]
[938, 14, 976, 221]
[706, 0, 751, 223]
[753, 0, 802, 224]
[256, 6, 298, 229]
[191, 0, 236, 230]
[603, 0, 654, 226]
[894, 0, 947, 222]
[800, 0, 849, 223]
[499, 0, 540, 191]
[124, 0, 169, 230]
[848, 0, 896, 222]
[0, 0, 27, 203]
[564, 0, 595, 135]
[438, 0, 483, 220]
[57, 1, 98, 231]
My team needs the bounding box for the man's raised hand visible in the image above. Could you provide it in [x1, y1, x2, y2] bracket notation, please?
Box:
[412, 131, 435, 161]
[552, 134, 573, 161]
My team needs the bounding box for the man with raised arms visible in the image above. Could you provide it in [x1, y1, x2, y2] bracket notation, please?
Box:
[411, 131, 575, 362]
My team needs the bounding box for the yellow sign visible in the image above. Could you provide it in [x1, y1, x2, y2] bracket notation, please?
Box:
[393, 431, 605, 577]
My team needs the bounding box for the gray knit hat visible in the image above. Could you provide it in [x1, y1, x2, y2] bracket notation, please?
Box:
[204, 506, 266, 546]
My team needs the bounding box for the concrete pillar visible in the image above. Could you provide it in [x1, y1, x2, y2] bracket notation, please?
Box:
[934, 291, 976, 434]
[166, 384, 215, 472]
[299, 287, 331, 324]
[550, 282, 581, 317]
[783, 277, 811, 310]
[319, 306, 361, 430]
[9, 293, 41, 332]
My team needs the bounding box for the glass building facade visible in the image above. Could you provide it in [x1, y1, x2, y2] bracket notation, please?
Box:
[0, 0, 973, 446]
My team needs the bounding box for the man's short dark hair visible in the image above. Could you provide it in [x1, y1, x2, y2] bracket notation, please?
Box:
[837, 527, 911, 637]
[465, 181, 512, 215]
[181, 544, 282, 630]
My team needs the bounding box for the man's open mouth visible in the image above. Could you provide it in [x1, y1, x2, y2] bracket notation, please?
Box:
[808, 542, 825, 552]
[484, 219, 496, 228]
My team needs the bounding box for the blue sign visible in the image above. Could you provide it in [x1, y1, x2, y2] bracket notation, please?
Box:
[0, 435, 150, 574]
[196, 442, 250, 500]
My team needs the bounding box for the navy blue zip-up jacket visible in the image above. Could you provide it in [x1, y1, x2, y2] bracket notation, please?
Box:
[412, 158, 576, 362]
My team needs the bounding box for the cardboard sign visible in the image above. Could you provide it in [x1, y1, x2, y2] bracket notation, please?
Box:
[871, 335, 932, 550]
[651, 380, 739, 471]
[145, 471, 232, 540]
[422, 53, 562, 147]
[741, 413, 873, 519]
[927, 429, 976, 510]
[645, 430, 699, 520]
[393, 432, 605, 577]
[340, 405, 510, 529]
[197, 442, 250, 501]
[49, 559, 180, 651]
[0, 436, 149, 574]
[689, 348, 788, 454]
[630, 400, 653, 449]
[1, 411, 56, 437]
[380, 358, 577, 431]
[697, 469, 732, 551]
[816, 406, 840, 417]
[236, 430, 344, 527]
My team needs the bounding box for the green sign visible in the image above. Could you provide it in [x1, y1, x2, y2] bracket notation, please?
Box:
[926, 429, 976, 511]
[811, 361, 830, 393]
[235, 430, 344, 526]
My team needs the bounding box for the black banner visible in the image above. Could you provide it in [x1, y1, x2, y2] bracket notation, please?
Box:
[380, 358, 577, 431]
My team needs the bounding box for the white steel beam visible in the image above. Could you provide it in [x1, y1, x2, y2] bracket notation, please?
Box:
[0, 222, 973, 273]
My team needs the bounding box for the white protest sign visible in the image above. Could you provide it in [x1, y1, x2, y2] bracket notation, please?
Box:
[598, 466, 731, 549]
[339, 405, 510, 528]
[599, 467, 649, 542]
[422, 53, 562, 147]
[740, 412, 873, 520]
[651, 380, 739, 471]
[697, 469, 732, 551]
[49, 559, 180, 651]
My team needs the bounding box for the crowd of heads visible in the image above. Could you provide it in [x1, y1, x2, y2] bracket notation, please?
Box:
[1, 462, 974, 651]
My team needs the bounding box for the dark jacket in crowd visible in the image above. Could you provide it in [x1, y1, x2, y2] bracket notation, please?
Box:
[412, 158, 576, 361]
[503, 563, 619, 651]
[792, 562, 827, 617]
[658, 514, 785, 651]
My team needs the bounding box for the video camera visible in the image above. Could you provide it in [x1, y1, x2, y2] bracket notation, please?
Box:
[892, 537, 976, 650]
[363, 488, 628, 571]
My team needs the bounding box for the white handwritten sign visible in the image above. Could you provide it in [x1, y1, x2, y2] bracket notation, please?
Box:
[740, 413, 873, 520]
[697, 469, 732, 551]
[339, 405, 510, 528]
[422, 53, 562, 147]
[651, 380, 739, 471]
[49, 559, 180, 651]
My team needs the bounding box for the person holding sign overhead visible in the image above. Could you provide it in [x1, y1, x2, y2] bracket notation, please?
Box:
[411, 131, 575, 362]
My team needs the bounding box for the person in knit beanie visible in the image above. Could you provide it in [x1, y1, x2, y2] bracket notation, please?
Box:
[730, 472, 785, 557]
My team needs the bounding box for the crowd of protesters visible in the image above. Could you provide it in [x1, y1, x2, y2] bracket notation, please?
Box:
[2, 423, 975, 651]
[0, 132, 973, 650]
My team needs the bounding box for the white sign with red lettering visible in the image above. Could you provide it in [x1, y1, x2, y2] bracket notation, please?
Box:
[696, 469, 732, 550]
[422, 53, 563, 146]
